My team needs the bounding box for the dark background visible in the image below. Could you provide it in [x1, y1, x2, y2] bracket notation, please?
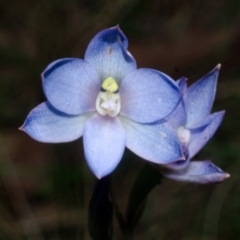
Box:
[0, 0, 239, 239]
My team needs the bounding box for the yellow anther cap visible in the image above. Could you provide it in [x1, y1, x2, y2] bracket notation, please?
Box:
[101, 77, 119, 93]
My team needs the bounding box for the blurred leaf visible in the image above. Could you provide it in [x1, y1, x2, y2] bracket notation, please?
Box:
[88, 177, 113, 240]
[126, 163, 162, 230]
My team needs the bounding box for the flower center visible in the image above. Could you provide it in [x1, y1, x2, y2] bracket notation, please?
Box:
[177, 126, 191, 145]
[96, 77, 121, 117]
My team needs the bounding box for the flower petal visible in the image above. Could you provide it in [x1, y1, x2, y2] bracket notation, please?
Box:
[166, 77, 188, 129]
[120, 69, 182, 123]
[163, 155, 190, 170]
[165, 98, 186, 129]
[161, 160, 229, 184]
[176, 76, 187, 92]
[83, 114, 126, 179]
[186, 64, 220, 127]
[188, 111, 225, 159]
[42, 58, 101, 115]
[84, 26, 137, 83]
[20, 102, 93, 143]
[119, 116, 184, 164]
[188, 111, 223, 129]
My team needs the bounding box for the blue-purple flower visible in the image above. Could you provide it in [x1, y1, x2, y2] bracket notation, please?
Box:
[161, 65, 229, 184]
[20, 26, 185, 178]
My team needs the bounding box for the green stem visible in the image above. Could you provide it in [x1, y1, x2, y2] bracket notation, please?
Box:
[109, 177, 134, 240]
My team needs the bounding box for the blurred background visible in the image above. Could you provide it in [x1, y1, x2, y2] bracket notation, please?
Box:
[0, 0, 239, 239]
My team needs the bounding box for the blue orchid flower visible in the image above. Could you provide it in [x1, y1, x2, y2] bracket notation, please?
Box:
[20, 26, 185, 179]
[161, 65, 229, 184]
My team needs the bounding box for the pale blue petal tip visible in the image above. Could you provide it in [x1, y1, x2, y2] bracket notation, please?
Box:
[83, 114, 126, 178]
[186, 65, 220, 127]
[161, 160, 229, 184]
[98, 26, 128, 48]
[21, 102, 91, 143]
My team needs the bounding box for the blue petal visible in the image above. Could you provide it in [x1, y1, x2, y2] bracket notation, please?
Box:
[186, 64, 220, 127]
[83, 114, 126, 179]
[161, 160, 229, 184]
[120, 69, 182, 123]
[188, 111, 225, 159]
[119, 116, 184, 164]
[188, 111, 223, 129]
[42, 58, 101, 115]
[176, 76, 187, 92]
[20, 102, 93, 143]
[165, 98, 186, 129]
[163, 155, 190, 170]
[166, 77, 188, 129]
[84, 26, 137, 83]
